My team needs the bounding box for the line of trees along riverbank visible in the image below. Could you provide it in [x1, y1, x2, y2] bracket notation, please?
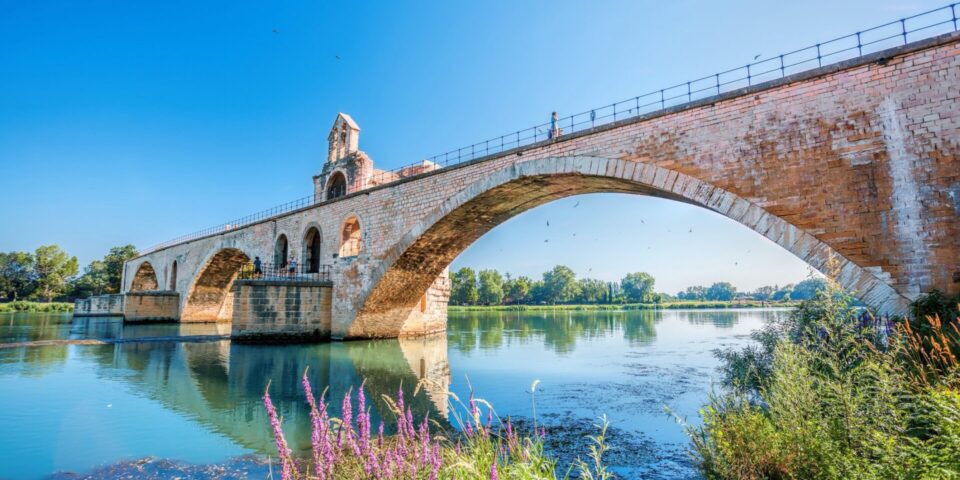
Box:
[0, 244, 137, 304]
[449, 265, 825, 307]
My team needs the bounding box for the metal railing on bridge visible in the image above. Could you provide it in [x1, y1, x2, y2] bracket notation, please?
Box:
[237, 262, 332, 283]
[140, 3, 960, 256]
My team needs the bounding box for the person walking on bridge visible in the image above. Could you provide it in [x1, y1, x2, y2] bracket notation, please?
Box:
[548, 111, 560, 139]
[288, 257, 297, 277]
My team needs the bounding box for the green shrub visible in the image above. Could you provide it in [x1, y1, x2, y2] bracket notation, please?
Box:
[0, 301, 73, 313]
[691, 261, 960, 479]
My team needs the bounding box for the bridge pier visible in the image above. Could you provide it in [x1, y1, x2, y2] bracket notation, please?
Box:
[230, 279, 333, 342]
[124, 291, 180, 322]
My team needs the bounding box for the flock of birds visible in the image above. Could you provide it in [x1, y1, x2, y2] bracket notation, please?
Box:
[528, 200, 748, 267]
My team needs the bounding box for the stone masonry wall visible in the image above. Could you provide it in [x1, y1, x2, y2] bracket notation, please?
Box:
[74, 294, 125, 316]
[231, 280, 332, 342]
[124, 291, 180, 322]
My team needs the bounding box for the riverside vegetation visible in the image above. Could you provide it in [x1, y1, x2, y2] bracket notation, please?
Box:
[0, 244, 136, 304]
[449, 265, 824, 308]
[688, 272, 960, 479]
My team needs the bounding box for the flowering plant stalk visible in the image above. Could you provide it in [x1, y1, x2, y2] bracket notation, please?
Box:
[263, 373, 608, 479]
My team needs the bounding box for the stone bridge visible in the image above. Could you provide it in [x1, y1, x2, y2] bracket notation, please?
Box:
[112, 33, 959, 340]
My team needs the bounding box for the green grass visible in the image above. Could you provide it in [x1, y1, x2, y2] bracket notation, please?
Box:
[449, 300, 797, 312]
[0, 301, 74, 313]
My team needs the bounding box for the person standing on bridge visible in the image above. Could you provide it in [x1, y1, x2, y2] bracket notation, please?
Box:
[288, 257, 297, 277]
[548, 111, 560, 139]
[253, 256, 263, 278]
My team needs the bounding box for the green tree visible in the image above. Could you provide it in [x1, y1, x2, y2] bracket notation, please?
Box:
[621, 272, 656, 303]
[69, 244, 138, 297]
[31, 245, 79, 302]
[790, 278, 827, 301]
[541, 265, 579, 304]
[504, 276, 532, 304]
[752, 285, 776, 301]
[576, 278, 609, 304]
[705, 282, 737, 301]
[477, 269, 504, 305]
[450, 267, 479, 305]
[102, 245, 138, 293]
[69, 260, 108, 298]
[529, 280, 547, 304]
[0, 252, 36, 301]
[678, 285, 707, 301]
[771, 284, 795, 301]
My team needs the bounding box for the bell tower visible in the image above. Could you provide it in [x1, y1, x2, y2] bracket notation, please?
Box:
[327, 113, 360, 163]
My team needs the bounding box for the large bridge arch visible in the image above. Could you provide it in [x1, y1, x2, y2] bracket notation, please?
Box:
[345, 156, 912, 339]
[181, 247, 252, 322]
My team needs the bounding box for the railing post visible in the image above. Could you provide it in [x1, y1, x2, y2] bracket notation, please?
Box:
[715, 73, 720, 95]
[856, 31, 862, 56]
[613, 102, 617, 121]
[901, 19, 908, 44]
[816, 43, 822, 67]
[953, 3, 958, 31]
[779, 54, 785, 77]
[746, 65, 751, 86]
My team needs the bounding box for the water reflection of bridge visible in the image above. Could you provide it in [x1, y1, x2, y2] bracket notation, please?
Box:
[67, 324, 450, 455]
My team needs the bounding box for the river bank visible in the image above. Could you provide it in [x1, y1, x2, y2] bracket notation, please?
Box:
[0, 301, 73, 313]
[448, 300, 798, 311]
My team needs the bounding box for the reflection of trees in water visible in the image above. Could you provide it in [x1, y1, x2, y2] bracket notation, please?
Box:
[448, 308, 788, 353]
[448, 310, 661, 354]
[671, 308, 790, 329]
[67, 334, 450, 456]
[673, 310, 739, 328]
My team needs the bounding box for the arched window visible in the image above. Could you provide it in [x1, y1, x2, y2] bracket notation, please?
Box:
[303, 227, 322, 273]
[327, 172, 347, 200]
[169, 261, 178, 290]
[275, 234, 289, 267]
[339, 216, 362, 258]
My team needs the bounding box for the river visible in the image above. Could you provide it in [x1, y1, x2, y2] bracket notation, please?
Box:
[0, 308, 789, 479]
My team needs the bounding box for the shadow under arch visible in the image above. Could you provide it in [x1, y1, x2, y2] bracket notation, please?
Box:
[130, 261, 159, 292]
[182, 248, 251, 322]
[349, 156, 912, 338]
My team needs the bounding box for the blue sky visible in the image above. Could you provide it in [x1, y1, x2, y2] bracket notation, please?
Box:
[0, 0, 944, 294]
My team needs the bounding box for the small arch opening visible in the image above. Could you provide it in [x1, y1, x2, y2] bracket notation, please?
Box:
[169, 261, 178, 290]
[275, 234, 289, 267]
[131, 262, 159, 292]
[339, 216, 363, 258]
[327, 172, 347, 200]
[303, 227, 322, 273]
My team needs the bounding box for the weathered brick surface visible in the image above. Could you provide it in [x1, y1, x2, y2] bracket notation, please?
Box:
[124, 291, 180, 322]
[125, 33, 960, 339]
[231, 280, 332, 341]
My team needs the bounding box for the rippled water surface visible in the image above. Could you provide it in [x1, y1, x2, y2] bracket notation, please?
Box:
[0, 309, 788, 479]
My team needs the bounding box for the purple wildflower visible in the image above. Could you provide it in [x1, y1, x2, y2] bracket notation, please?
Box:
[263, 387, 297, 480]
[341, 390, 361, 456]
[490, 462, 499, 480]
